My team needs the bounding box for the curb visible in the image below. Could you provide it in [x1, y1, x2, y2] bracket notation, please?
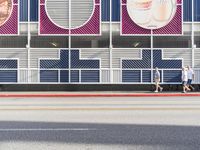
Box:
[0, 93, 200, 97]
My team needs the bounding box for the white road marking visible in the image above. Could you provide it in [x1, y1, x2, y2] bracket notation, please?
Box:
[0, 128, 98, 131]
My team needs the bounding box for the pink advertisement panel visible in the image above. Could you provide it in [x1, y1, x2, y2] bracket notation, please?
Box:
[121, 0, 183, 35]
[40, 0, 100, 35]
[0, 0, 18, 35]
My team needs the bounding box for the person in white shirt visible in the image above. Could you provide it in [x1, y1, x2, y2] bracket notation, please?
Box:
[187, 66, 195, 91]
[182, 67, 190, 93]
[154, 67, 163, 92]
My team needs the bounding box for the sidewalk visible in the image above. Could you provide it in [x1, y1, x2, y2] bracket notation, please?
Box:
[0, 91, 200, 97]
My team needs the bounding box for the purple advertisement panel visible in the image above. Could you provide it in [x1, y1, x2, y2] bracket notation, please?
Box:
[177, 0, 182, 4]
[71, 5, 100, 35]
[40, 0, 45, 4]
[40, 0, 100, 35]
[0, 0, 18, 35]
[121, 0, 183, 35]
[39, 5, 69, 35]
[153, 5, 182, 35]
[121, 5, 151, 35]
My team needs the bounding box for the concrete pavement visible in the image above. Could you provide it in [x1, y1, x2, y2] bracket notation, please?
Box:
[0, 97, 200, 150]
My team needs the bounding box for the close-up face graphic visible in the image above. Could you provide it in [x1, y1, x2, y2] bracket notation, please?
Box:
[0, 0, 12, 26]
[127, 0, 177, 29]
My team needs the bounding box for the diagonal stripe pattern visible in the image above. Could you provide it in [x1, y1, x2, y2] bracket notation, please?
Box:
[40, 50, 69, 69]
[40, 49, 100, 83]
[71, 50, 100, 69]
[122, 50, 151, 69]
[71, 5, 100, 34]
[40, 1, 100, 35]
[153, 6, 182, 35]
[0, 60, 17, 68]
[122, 49, 183, 83]
[0, 5, 18, 34]
[153, 50, 182, 69]
[121, 5, 151, 35]
[122, 0, 182, 35]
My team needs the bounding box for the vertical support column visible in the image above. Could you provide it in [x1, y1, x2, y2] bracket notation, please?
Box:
[110, 0, 113, 83]
[69, 0, 71, 83]
[27, 0, 31, 83]
[151, 30, 153, 84]
[192, 0, 195, 68]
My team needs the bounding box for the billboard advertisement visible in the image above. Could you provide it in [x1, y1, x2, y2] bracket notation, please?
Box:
[39, 0, 101, 35]
[0, 0, 18, 35]
[121, 0, 183, 35]
[0, 0, 12, 26]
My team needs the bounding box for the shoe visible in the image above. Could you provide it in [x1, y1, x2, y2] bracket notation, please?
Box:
[182, 91, 186, 93]
[160, 87, 163, 92]
[154, 90, 158, 93]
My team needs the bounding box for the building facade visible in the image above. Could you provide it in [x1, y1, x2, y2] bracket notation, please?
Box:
[0, 0, 200, 85]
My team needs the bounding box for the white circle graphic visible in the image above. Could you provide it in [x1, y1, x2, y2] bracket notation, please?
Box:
[46, 0, 94, 29]
[0, 0, 12, 27]
[127, 0, 177, 29]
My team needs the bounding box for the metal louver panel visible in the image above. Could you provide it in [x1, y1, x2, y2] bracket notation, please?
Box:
[71, 0, 94, 28]
[46, 0, 69, 28]
[46, 0, 94, 29]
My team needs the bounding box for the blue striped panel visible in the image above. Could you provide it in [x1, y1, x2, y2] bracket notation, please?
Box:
[30, 0, 38, 21]
[20, 0, 28, 21]
[71, 70, 79, 82]
[153, 50, 182, 69]
[40, 70, 58, 82]
[142, 70, 151, 82]
[194, 0, 200, 21]
[183, 0, 192, 22]
[40, 50, 69, 69]
[122, 50, 151, 69]
[102, 0, 110, 21]
[71, 50, 100, 69]
[0, 71, 17, 82]
[0, 60, 17, 68]
[122, 70, 141, 82]
[163, 70, 182, 82]
[112, 0, 120, 21]
[81, 70, 100, 82]
[60, 70, 69, 83]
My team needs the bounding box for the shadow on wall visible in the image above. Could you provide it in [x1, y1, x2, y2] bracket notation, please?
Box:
[0, 84, 200, 91]
[0, 121, 199, 149]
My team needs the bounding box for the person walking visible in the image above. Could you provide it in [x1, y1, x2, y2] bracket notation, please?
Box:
[154, 67, 163, 92]
[182, 67, 190, 93]
[187, 66, 195, 91]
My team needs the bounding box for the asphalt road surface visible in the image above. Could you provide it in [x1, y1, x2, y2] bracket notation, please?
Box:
[0, 97, 200, 150]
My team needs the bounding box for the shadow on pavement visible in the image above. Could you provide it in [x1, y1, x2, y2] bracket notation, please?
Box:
[0, 121, 199, 148]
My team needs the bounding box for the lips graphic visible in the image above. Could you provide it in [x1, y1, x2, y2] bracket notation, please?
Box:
[133, 1, 153, 9]
[127, 0, 177, 29]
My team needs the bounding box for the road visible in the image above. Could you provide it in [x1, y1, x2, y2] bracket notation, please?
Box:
[0, 97, 200, 150]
